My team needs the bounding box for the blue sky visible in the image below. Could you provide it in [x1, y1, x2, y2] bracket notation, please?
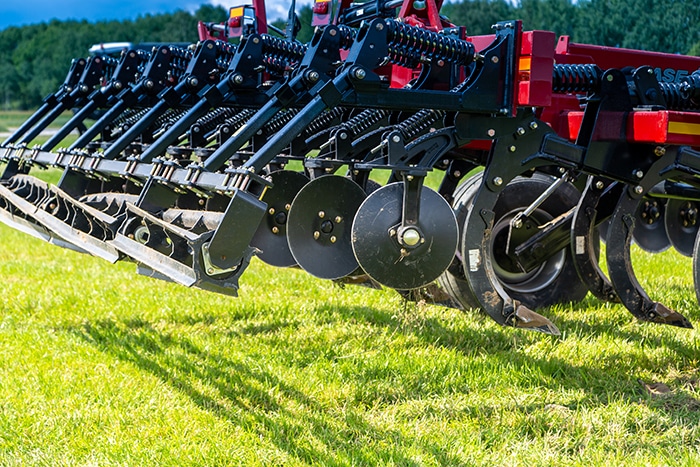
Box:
[0, 0, 300, 31]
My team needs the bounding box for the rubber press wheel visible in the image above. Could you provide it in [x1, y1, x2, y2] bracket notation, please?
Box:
[441, 172, 589, 310]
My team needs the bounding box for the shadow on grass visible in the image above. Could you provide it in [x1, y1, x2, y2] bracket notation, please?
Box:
[65, 287, 700, 462]
[68, 316, 465, 466]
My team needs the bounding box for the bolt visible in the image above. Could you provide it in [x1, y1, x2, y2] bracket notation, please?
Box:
[491, 56, 499, 64]
[509, 145, 517, 152]
[453, 170, 461, 178]
[307, 70, 320, 82]
[330, 236, 337, 243]
[207, 42, 214, 49]
[634, 169, 644, 179]
[655, 146, 666, 157]
[647, 68, 654, 74]
[252, 37, 260, 44]
[493, 177, 503, 186]
[595, 180, 605, 190]
[634, 185, 644, 195]
[376, 22, 384, 31]
[513, 218, 523, 229]
[353, 68, 366, 80]
[392, 134, 401, 143]
[272, 226, 279, 234]
[318, 211, 325, 218]
[207, 268, 214, 275]
[232, 74, 244, 85]
[199, 199, 205, 206]
[406, 175, 414, 181]
[401, 228, 421, 246]
[335, 216, 342, 223]
[487, 129, 496, 137]
[606, 74, 614, 82]
[389, 229, 397, 237]
[339, 132, 348, 140]
[269, 207, 275, 215]
[114, 81, 122, 90]
[313, 231, 320, 240]
[516, 127, 526, 136]
[285, 204, 291, 210]
[559, 167, 566, 174]
[329, 28, 337, 36]
[529, 121, 539, 130]
[189, 77, 199, 87]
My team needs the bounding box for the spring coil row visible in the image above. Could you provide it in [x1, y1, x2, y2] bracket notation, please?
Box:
[396, 108, 446, 141]
[341, 109, 390, 139]
[552, 64, 602, 94]
[384, 20, 475, 67]
[302, 107, 348, 138]
[263, 56, 297, 76]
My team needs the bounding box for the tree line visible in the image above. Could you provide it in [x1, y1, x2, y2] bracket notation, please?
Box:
[0, 0, 697, 110]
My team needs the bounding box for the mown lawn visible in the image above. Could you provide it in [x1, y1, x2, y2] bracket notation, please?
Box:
[0, 112, 699, 465]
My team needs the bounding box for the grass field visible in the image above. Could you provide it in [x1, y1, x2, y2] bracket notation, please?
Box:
[1, 112, 700, 465]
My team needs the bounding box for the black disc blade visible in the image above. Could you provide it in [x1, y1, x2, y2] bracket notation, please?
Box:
[665, 198, 700, 257]
[352, 182, 458, 290]
[287, 175, 366, 279]
[251, 170, 309, 267]
[632, 197, 670, 253]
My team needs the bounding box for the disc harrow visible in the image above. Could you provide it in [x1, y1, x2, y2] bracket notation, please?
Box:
[2, 0, 700, 336]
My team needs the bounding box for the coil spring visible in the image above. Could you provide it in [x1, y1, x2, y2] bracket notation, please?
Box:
[301, 107, 348, 138]
[110, 108, 151, 138]
[384, 20, 475, 67]
[111, 108, 146, 129]
[342, 109, 390, 138]
[396, 109, 446, 141]
[659, 82, 700, 110]
[680, 72, 700, 102]
[100, 56, 119, 82]
[167, 46, 194, 80]
[214, 40, 237, 70]
[267, 108, 301, 134]
[261, 35, 308, 61]
[192, 107, 240, 134]
[552, 64, 602, 94]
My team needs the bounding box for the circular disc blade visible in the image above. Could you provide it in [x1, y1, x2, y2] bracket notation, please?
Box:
[632, 197, 671, 253]
[287, 175, 366, 279]
[251, 170, 309, 267]
[352, 182, 458, 290]
[665, 198, 700, 257]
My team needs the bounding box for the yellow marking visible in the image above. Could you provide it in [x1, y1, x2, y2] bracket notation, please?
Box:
[668, 121, 700, 136]
[229, 6, 244, 17]
[518, 57, 531, 72]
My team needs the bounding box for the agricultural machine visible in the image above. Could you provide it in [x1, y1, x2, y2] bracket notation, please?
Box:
[1, 0, 700, 336]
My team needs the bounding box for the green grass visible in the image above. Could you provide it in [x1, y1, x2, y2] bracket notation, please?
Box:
[2, 111, 700, 465]
[1, 201, 700, 465]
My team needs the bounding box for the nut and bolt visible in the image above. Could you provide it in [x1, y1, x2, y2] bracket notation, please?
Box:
[271, 226, 279, 234]
[493, 177, 503, 186]
[655, 146, 666, 157]
[606, 74, 614, 82]
[307, 71, 320, 82]
[634, 170, 644, 179]
[634, 185, 644, 195]
[509, 145, 517, 152]
[285, 203, 291, 210]
[313, 231, 320, 240]
[529, 121, 539, 130]
[595, 180, 605, 190]
[401, 228, 421, 247]
[232, 74, 244, 85]
[318, 211, 325, 218]
[269, 207, 275, 215]
[487, 129, 496, 137]
[516, 127, 526, 136]
[330, 236, 337, 243]
[335, 216, 342, 223]
[353, 68, 366, 80]
[392, 134, 401, 143]
[491, 56, 499, 64]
